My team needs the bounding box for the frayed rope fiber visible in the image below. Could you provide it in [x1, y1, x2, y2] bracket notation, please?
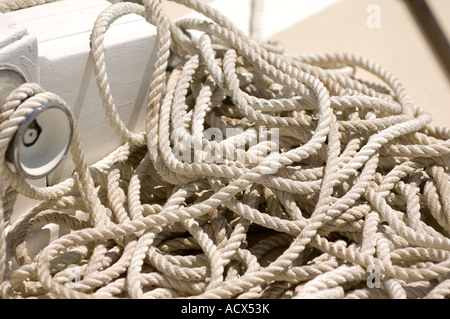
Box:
[0, 0, 449, 299]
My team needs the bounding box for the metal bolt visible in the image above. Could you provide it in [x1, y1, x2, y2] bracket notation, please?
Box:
[22, 119, 42, 147]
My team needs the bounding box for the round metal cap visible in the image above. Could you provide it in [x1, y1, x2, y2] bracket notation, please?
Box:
[7, 102, 74, 179]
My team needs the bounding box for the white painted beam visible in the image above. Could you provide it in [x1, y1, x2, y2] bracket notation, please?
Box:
[5, 0, 157, 186]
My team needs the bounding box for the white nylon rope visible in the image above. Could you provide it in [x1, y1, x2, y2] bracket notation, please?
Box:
[0, 0, 449, 299]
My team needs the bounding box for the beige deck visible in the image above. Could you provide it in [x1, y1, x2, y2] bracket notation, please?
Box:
[269, 0, 450, 128]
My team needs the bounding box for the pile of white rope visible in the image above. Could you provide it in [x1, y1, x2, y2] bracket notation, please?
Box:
[1, 0, 450, 299]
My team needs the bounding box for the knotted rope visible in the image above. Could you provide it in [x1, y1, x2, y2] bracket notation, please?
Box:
[0, 0, 449, 299]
